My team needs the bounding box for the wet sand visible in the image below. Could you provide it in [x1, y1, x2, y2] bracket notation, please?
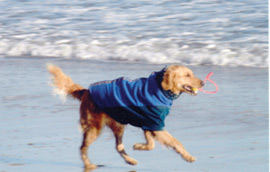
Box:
[0, 57, 268, 172]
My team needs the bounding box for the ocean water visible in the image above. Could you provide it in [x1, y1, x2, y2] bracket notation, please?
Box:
[0, 0, 268, 67]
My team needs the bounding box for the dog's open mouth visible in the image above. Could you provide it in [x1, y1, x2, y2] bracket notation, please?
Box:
[183, 85, 198, 95]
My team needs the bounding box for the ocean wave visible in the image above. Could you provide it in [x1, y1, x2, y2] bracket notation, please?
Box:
[0, 38, 267, 67]
[0, 0, 267, 67]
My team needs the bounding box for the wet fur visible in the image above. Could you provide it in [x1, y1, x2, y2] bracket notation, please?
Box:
[47, 64, 203, 169]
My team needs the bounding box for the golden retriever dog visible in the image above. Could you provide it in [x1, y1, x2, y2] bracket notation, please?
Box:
[47, 64, 204, 169]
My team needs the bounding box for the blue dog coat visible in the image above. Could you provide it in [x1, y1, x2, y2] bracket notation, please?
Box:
[89, 68, 180, 131]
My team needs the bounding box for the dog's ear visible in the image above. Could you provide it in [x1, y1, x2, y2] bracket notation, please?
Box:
[161, 66, 177, 92]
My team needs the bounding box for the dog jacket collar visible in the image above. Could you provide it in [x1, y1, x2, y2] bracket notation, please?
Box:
[89, 68, 180, 131]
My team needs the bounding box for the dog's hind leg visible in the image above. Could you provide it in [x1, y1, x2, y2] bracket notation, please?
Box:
[133, 130, 155, 150]
[107, 121, 138, 165]
[152, 130, 196, 163]
[80, 127, 101, 169]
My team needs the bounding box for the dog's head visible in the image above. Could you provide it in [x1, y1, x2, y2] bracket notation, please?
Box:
[161, 65, 204, 96]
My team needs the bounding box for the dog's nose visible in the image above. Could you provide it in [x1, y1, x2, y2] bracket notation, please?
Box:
[200, 81, 205, 87]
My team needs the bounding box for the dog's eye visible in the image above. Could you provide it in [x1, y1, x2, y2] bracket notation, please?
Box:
[186, 74, 190, 77]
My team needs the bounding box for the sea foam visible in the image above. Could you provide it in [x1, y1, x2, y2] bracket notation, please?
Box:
[0, 38, 267, 67]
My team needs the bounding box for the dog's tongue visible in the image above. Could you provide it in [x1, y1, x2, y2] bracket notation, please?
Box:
[199, 72, 218, 94]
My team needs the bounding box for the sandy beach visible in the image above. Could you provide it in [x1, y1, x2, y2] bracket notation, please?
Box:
[0, 57, 268, 172]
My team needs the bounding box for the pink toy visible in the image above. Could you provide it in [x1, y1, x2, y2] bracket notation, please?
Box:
[199, 72, 218, 94]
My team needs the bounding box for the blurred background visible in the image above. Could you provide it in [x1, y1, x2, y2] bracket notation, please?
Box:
[0, 0, 268, 66]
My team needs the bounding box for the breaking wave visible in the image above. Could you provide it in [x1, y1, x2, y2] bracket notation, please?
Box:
[0, 38, 267, 67]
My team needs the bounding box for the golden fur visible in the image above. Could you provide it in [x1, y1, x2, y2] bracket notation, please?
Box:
[47, 64, 203, 169]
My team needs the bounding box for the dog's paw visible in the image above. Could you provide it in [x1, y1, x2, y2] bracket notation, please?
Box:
[133, 143, 144, 150]
[133, 143, 154, 150]
[125, 157, 138, 166]
[183, 155, 196, 163]
[84, 163, 97, 169]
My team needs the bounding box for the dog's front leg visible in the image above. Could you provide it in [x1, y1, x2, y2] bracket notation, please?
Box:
[133, 130, 155, 150]
[152, 130, 196, 162]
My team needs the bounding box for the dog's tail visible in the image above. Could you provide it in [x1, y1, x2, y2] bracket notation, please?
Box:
[47, 64, 86, 101]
